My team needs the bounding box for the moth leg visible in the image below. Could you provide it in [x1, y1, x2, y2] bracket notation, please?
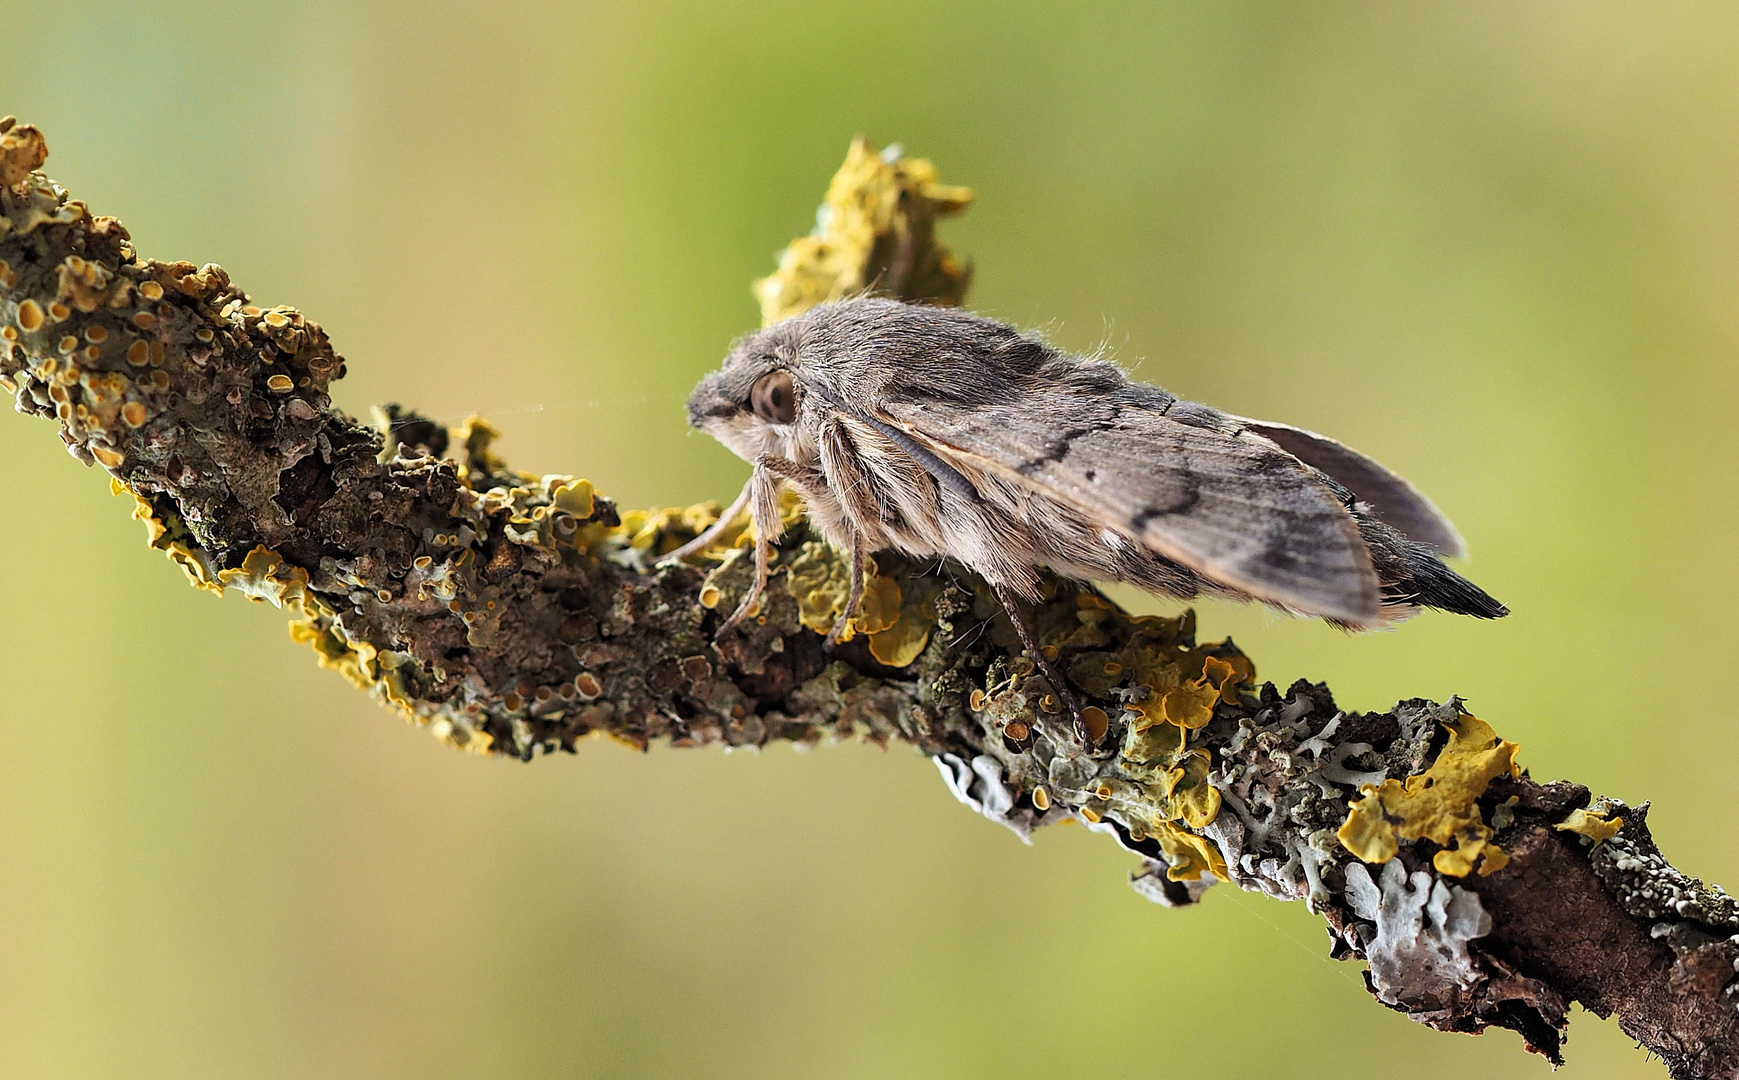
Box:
[658, 477, 753, 565]
[989, 581, 1093, 751]
[716, 461, 786, 636]
[753, 453, 827, 492]
[824, 533, 866, 648]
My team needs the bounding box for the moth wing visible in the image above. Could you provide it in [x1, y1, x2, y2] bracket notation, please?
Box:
[880, 395, 1383, 623]
[1228, 417, 1466, 558]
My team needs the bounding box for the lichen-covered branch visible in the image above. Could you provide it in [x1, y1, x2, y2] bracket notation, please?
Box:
[3, 117, 1736, 1078]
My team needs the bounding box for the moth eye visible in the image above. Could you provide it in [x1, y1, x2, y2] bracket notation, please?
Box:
[750, 369, 797, 425]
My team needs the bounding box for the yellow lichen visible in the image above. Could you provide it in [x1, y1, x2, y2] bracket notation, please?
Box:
[1081, 705, 1109, 745]
[551, 478, 594, 519]
[451, 415, 506, 483]
[1122, 716, 1186, 771]
[754, 137, 974, 326]
[289, 600, 429, 729]
[1152, 820, 1231, 882]
[55, 255, 111, 313]
[866, 598, 932, 667]
[854, 574, 903, 635]
[1554, 808, 1623, 846]
[775, 541, 933, 663]
[784, 541, 857, 636]
[118, 482, 224, 593]
[1199, 655, 1250, 705]
[0, 120, 47, 188]
[1337, 712, 1522, 876]
[215, 546, 309, 609]
[1123, 646, 1254, 733]
[1164, 750, 1222, 830]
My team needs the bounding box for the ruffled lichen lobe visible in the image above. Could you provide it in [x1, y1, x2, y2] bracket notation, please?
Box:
[1338, 711, 1522, 876]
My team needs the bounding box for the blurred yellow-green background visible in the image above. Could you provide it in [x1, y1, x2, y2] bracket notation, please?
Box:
[3, 3, 1735, 1077]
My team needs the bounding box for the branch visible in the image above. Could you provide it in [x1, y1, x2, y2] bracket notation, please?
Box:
[3, 116, 1735, 1077]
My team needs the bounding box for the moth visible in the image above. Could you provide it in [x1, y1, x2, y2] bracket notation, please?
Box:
[676, 297, 1506, 747]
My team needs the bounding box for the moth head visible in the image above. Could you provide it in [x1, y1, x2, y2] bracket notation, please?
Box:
[686, 321, 808, 462]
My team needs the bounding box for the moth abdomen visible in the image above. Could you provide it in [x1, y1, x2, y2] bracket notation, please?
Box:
[1355, 511, 1509, 621]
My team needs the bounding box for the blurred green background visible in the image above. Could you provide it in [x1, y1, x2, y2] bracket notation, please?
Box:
[2, 3, 1734, 1077]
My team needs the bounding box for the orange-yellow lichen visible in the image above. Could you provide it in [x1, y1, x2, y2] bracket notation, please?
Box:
[265, 374, 293, 393]
[116, 479, 224, 593]
[1081, 705, 1109, 745]
[1554, 808, 1623, 846]
[289, 611, 430, 726]
[55, 256, 110, 312]
[1153, 819, 1231, 882]
[15, 298, 43, 331]
[867, 602, 932, 666]
[1337, 711, 1521, 876]
[0, 119, 47, 188]
[215, 547, 310, 609]
[1164, 750, 1222, 829]
[754, 137, 974, 326]
[451, 414, 507, 483]
[1123, 645, 1254, 733]
[786, 541, 868, 639]
[551, 478, 594, 519]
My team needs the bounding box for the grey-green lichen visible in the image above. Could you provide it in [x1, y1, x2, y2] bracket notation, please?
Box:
[1345, 858, 1492, 1013]
[6, 119, 1739, 1079]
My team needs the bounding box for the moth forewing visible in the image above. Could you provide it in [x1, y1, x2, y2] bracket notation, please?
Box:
[876, 405, 1386, 625]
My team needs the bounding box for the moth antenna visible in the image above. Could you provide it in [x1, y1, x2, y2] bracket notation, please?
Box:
[990, 581, 1095, 753]
[858, 414, 980, 503]
[716, 463, 785, 636]
[824, 533, 866, 648]
[659, 477, 753, 565]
